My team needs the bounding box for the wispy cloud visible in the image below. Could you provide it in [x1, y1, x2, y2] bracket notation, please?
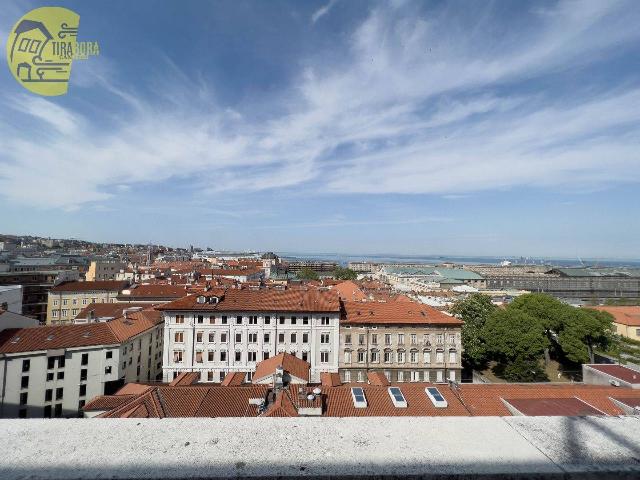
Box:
[311, 0, 337, 24]
[0, 0, 639, 211]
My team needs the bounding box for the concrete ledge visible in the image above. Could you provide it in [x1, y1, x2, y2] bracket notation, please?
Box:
[1, 416, 639, 479]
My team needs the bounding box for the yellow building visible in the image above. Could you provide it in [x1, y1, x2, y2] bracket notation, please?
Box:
[46, 281, 128, 325]
[85, 260, 126, 281]
[589, 306, 640, 341]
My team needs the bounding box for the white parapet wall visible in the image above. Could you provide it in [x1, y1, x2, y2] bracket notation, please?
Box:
[0, 416, 639, 479]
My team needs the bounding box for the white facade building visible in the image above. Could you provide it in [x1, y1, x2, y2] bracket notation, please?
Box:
[161, 289, 340, 383]
[0, 309, 163, 418]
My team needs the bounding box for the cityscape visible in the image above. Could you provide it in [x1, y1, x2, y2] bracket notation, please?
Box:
[1, 0, 640, 478]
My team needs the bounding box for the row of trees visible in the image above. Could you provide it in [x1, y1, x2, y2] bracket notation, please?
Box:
[296, 266, 358, 281]
[451, 293, 616, 381]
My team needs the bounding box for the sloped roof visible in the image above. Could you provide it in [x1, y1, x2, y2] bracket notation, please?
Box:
[367, 371, 390, 386]
[332, 281, 367, 301]
[261, 391, 299, 417]
[588, 306, 640, 326]
[504, 397, 604, 416]
[586, 364, 640, 384]
[253, 352, 310, 383]
[50, 280, 129, 293]
[342, 300, 461, 325]
[320, 372, 342, 387]
[221, 372, 246, 386]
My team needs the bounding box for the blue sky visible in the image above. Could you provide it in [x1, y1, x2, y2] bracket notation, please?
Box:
[1, 0, 639, 258]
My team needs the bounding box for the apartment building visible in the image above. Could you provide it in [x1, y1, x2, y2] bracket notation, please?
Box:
[587, 306, 640, 341]
[160, 288, 341, 383]
[339, 301, 463, 383]
[85, 260, 126, 282]
[46, 280, 129, 325]
[0, 308, 163, 418]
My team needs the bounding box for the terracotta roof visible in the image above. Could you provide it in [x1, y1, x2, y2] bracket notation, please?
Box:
[585, 364, 640, 384]
[504, 397, 605, 416]
[158, 288, 341, 313]
[50, 280, 128, 293]
[0, 308, 162, 353]
[367, 371, 390, 386]
[83, 394, 137, 411]
[588, 306, 640, 326]
[457, 384, 639, 416]
[205, 268, 262, 277]
[342, 300, 462, 325]
[169, 372, 200, 386]
[261, 391, 299, 417]
[221, 372, 246, 386]
[320, 372, 342, 387]
[253, 352, 310, 383]
[75, 302, 152, 320]
[612, 396, 640, 409]
[120, 284, 189, 299]
[332, 281, 367, 301]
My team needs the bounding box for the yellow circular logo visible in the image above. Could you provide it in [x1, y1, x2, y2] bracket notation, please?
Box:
[6, 7, 80, 96]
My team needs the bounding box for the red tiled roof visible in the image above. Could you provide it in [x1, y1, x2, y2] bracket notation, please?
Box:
[320, 372, 342, 387]
[253, 352, 310, 383]
[367, 371, 390, 386]
[221, 372, 246, 386]
[50, 280, 129, 293]
[261, 391, 299, 417]
[158, 288, 341, 313]
[0, 308, 162, 353]
[332, 281, 367, 301]
[342, 300, 462, 325]
[83, 394, 137, 411]
[169, 372, 200, 386]
[586, 364, 640, 384]
[205, 268, 262, 277]
[588, 306, 640, 326]
[75, 302, 152, 320]
[504, 397, 605, 416]
[120, 284, 189, 299]
[612, 396, 640, 409]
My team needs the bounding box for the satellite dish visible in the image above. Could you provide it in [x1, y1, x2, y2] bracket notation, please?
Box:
[312, 387, 322, 395]
[307, 394, 315, 401]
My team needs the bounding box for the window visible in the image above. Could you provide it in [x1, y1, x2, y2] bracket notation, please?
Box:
[81, 353, 89, 365]
[220, 351, 227, 361]
[106, 351, 113, 359]
[357, 351, 365, 363]
[320, 351, 329, 363]
[63, 299, 68, 306]
[196, 315, 203, 324]
[302, 333, 309, 343]
[52, 311, 58, 318]
[209, 315, 215, 324]
[358, 334, 365, 346]
[302, 316, 309, 325]
[351, 387, 367, 408]
[173, 351, 183, 363]
[80, 369, 87, 381]
[105, 366, 112, 374]
[449, 370, 456, 382]
[291, 316, 297, 325]
[235, 333, 242, 343]
[290, 333, 297, 343]
[397, 350, 405, 364]
[46, 372, 54, 381]
[357, 371, 364, 382]
[436, 370, 444, 383]
[221, 316, 228, 324]
[174, 332, 184, 342]
[175, 315, 184, 324]
[370, 349, 379, 363]
[264, 315, 271, 324]
[385, 334, 392, 345]
[235, 351, 241, 362]
[371, 334, 378, 345]
[344, 334, 352, 345]
[449, 350, 457, 363]
[384, 350, 392, 363]
[423, 370, 430, 382]
[21, 376, 29, 389]
[54, 404, 62, 417]
[248, 351, 257, 362]
[321, 333, 330, 344]
[321, 316, 330, 325]
[263, 351, 270, 360]
[425, 387, 448, 408]
[22, 359, 30, 372]
[423, 350, 431, 364]
[45, 389, 52, 402]
[249, 316, 258, 324]
[57, 371, 64, 380]
[279, 316, 285, 324]
[221, 333, 227, 343]
[436, 334, 443, 344]
[209, 332, 215, 342]
[449, 334, 456, 344]
[79, 384, 87, 397]
[436, 350, 444, 363]
[398, 334, 405, 345]
[82, 299, 87, 305]
[278, 333, 285, 344]
[208, 351, 214, 361]
[411, 334, 417, 345]
[236, 316, 242, 324]
[196, 332, 203, 343]
[19, 392, 28, 405]
[344, 370, 351, 382]
[53, 300, 59, 306]
[249, 333, 257, 343]
[344, 351, 352, 363]
[62, 309, 69, 316]
[388, 387, 407, 408]
[195, 352, 203, 363]
[44, 405, 52, 418]
[410, 350, 418, 363]
[55, 388, 63, 400]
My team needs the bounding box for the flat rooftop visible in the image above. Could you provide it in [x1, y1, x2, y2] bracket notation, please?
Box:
[1, 416, 639, 479]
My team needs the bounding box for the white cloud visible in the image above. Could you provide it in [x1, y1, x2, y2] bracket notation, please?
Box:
[311, 0, 337, 24]
[0, 0, 639, 210]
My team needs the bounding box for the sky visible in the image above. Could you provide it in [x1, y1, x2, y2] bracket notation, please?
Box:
[0, 0, 639, 258]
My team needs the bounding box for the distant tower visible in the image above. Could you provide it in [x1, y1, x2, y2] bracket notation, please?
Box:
[146, 243, 151, 266]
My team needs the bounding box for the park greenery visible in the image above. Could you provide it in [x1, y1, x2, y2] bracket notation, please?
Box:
[296, 267, 320, 281]
[451, 293, 616, 382]
[333, 267, 358, 280]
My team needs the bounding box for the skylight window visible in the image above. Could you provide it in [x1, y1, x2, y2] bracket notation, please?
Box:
[46, 334, 55, 341]
[425, 387, 448, 408]
[388, 387, 407, 408]
[351, 387, 367, 408]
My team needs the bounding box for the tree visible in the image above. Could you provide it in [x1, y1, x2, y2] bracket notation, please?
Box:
[333, 267, 358, 280]
[557, 309, 615, 363]
[482, 308, 549, 381]
[450, 293, 495, 368]
[296, 267, 319, 281]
